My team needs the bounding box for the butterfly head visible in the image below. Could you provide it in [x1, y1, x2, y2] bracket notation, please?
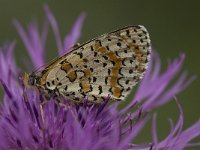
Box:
[23, 72, 40, 87]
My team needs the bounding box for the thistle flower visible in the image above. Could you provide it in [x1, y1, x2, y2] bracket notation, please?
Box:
[0, 5, 199, 150]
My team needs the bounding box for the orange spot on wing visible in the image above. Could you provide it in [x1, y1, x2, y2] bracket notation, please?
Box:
[94, 41, 101, 49]
[107, 51, 117, 60]
[110, 76, 117, 87]
[82, 82, 91, 93]
[106, 51, 122, 76]
[83, 69, 91, 77]
[137, 66, 145, 73]
[68, 71, 77, 82]
[137, 57, 145, 63]
[114, 58, 122, 67]
[61, 63, 72, 72]
[113, 87, 122, 98]
[134, 48, 145, 56]
[98, 47, 107, 53]
[111, 67, 119, 76]
[94, 40, 108, 53]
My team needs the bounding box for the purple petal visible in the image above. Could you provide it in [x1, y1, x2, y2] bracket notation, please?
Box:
[41, 18, 49, 49]
[0, 42, 19, 87]
[44, 4, 63, 52]
[13, 19, 45, 69]
[62, 13, 86, 55]
[121, 52, 189, 115]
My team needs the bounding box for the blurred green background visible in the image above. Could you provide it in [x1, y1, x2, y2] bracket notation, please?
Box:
[0, 0, 199, 149]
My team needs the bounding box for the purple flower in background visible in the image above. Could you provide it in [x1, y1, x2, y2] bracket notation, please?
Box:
[0, 5, 199, 150]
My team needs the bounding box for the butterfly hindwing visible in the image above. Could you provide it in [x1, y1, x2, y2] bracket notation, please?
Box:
[31, 25, 151, 103]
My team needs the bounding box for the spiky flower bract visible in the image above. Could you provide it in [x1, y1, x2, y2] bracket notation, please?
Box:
[0, 5, 199, 150]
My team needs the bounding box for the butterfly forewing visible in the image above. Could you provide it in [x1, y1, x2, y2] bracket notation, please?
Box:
[31, 25, 151, 103]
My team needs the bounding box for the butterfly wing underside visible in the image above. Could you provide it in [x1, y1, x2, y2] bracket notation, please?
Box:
[35, 25, 151, 103]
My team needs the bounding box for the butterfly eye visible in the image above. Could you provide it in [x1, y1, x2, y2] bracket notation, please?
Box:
[28, 74, 36, 86]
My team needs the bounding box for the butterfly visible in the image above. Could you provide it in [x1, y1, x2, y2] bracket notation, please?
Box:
[24, 25, 151, 104]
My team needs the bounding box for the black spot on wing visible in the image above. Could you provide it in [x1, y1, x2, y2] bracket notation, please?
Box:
[98, 85, 103, 94]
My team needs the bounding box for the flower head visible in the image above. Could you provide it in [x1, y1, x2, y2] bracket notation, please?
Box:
[0, 5, 199, 150]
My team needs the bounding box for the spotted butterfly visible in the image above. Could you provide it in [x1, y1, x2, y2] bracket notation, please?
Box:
[24, 25, 151, 104]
